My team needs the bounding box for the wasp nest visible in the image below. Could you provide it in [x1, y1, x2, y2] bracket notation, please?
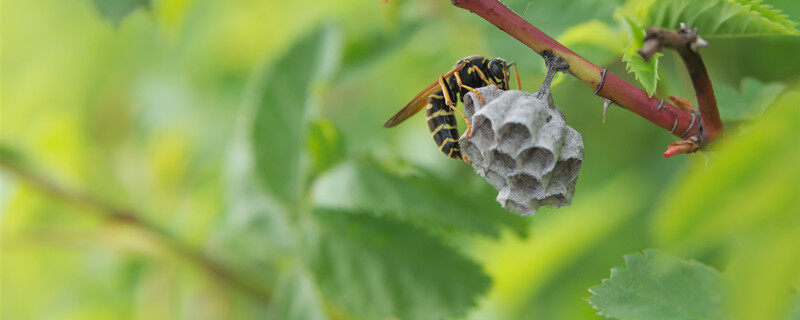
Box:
[459, 57, 583, 215]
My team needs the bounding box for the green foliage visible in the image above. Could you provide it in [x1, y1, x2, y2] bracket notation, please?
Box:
[653, 90, 800, 254]
[588, 249, 727, 320]
[310, 209, 490, 320]
[558, 21, 628, 67]
[589, 104, 800, 319]
[224, 25, 499, 319]
[550, 20, 628, 86]
[652, 91, 800, 320]
[495, 0, 624, 73]
[251, 26, 339, 206]
[501, 0, 624, 36]
[306, 119, 346, 178]
[0, 143, 27, 168]
[5, 0, 800, 319]
[312, 160, 524, 237]
[472, 176, 647, 318]
[621, 15, 662, 96]
[645, 0, 799, 36]
[616, 0, 799, 93]
[340, 19, 424, 77]
[91, 0, 150, 26]
[266, 269, 329, 320]
[716, 78, 787, 121]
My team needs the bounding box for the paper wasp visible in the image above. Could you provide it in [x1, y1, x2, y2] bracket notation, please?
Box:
[383, 55, 520, 162]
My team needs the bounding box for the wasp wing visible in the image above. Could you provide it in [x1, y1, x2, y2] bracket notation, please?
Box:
[383, 80, 440, 128]
[383, 64, 466, 128]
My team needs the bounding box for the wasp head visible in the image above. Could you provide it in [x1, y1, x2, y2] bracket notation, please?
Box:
[488, 58, 511, 90]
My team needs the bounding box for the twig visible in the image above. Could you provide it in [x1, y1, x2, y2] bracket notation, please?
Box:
[450, 0, 700, 142]
[640, 25, 724, 155]
[0, 159, 272, 303]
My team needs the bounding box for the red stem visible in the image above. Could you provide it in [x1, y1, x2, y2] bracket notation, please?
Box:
[451, 0, 700, 139]
[640, 27, 724, 143]
[675, 43, 723, 142]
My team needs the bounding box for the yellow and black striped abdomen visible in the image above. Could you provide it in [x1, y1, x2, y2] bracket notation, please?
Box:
[425, 91, 462, 159]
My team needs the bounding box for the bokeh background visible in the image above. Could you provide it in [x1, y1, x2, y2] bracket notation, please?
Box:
[2, 0, 799, 319]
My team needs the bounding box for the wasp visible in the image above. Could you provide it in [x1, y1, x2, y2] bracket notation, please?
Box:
[383, 56, 520, 162]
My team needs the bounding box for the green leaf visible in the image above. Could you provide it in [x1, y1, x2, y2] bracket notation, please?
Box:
[501, 0, 625, 37]
[339, 19, 423, 77]
[267, 269, 328, 320]
[653, 91, 800, 319]
[488, 0, 625, 73]
[470, 175, 646, 317]
[308, 209, 490, 320]
[549, 20, 628, 86]
[587, 249, 727, 320]
[789, 294, 800, 320]
[653, 91, 800, 254]
[645, 0, 800, 37]
[558, 20, 628, 66]
[251, 25, 341, 205]
[306, 119, 345, 178]
[0, 143, 27, 169]
[621, 15, 661, 97]
[616, 0, 799, 94]
[716, 78, 787, 121]
[311, 160, 526, 237]
[91, 0, 151, 26]
[219, 112, 297, 267]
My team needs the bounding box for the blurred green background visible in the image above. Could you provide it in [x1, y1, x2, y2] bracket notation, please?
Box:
[2, 0, 798, 319]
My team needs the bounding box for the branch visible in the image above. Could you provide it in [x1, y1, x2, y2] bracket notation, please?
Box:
[640, 25, 724, 148]
[0, 158, 272, 303]
[450, 0, 704, 144]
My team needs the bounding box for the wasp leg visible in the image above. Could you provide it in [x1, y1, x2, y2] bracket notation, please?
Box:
[462, 154, 472, 164]
[451, 106, 472, 138]
[438, 75, 473, 139]
[454, 72, 485, 103]
[468, 65, 492, 87]
[511, 62, 521, 90]
[437, 74, 455, 106]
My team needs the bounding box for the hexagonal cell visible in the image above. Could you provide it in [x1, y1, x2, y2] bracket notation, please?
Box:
[507, 173, 541, 203]
[460, 139, 484, 167]
[483, 169, 507, 190]
[553, 158, 582, 183]
[463, 94, 480, 116]
[504, 200, 533, 216]
[540, 194, 568, 208]
[468, 115, 494, 150]
[489, 149, 516, 176]
[496, 122, 531, 155]
[517, 146, 555, 177]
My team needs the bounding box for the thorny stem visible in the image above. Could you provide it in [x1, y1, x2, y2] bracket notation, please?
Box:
[450, 0, 709, 148]
[640, 26, 724, 147]
[0, 160, 272, 303]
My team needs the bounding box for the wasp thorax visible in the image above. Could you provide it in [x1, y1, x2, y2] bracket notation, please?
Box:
[459, 85, 583, 215]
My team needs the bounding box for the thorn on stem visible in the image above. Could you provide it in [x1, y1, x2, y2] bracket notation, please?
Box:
[602, 98, 613, 124]
[638, 24, 706, 61]
[691, 37, 709, 52]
